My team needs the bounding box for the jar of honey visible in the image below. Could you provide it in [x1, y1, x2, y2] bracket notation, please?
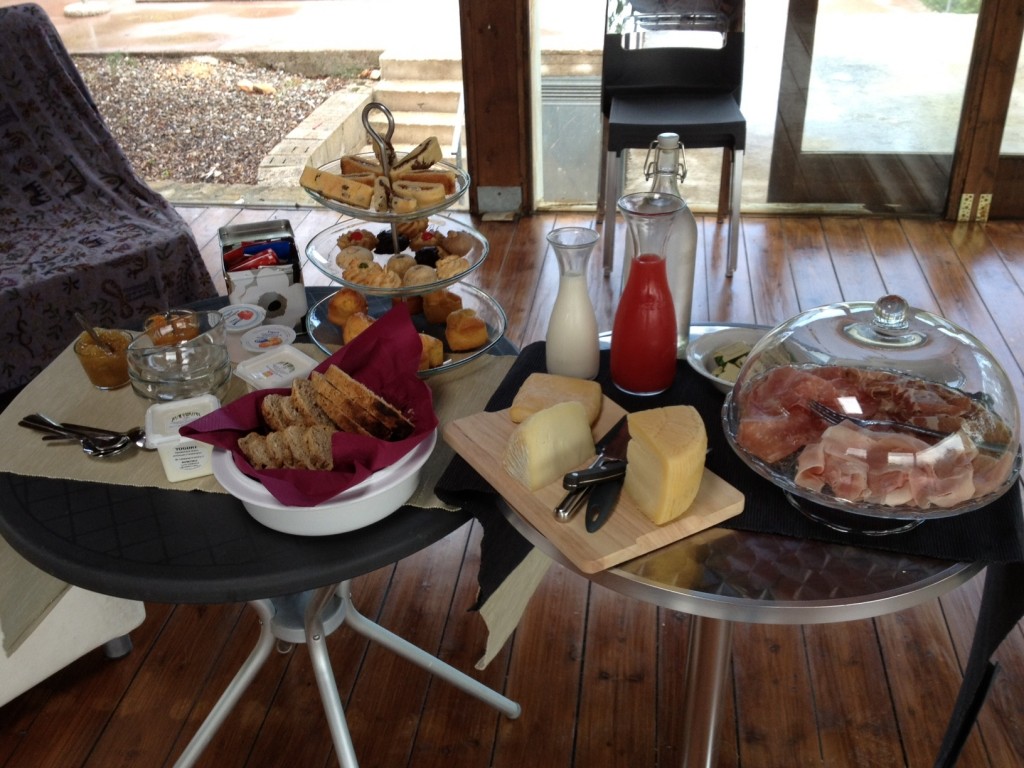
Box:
[73, 329, 133, 389]
[145, 310, 201, 346]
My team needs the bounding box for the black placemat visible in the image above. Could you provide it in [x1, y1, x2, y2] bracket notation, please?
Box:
[437, 342, 1024, 595]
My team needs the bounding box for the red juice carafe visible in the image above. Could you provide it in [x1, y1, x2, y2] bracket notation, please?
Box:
[611, 192, 681, 395]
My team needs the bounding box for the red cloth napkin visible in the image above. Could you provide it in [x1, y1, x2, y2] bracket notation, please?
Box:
[182, 305, 437, 507]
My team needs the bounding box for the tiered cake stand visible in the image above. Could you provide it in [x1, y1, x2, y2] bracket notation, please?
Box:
[302, 104, 506, 376]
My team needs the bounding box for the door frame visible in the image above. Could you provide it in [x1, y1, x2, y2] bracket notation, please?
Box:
[948, 0, 1024, 221]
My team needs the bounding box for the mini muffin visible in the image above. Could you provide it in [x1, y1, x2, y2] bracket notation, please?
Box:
[418, 333, 444, 371]
[327, 287, 368, 327]
[342, 312, 375, 345]
[445, 308, 488, 351]
[402, 264, 438, 288]
[422, 289, 463, 324]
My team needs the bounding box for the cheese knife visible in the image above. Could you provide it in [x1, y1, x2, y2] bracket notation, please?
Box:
[583, 419, 631, 533]
[554, 415, 628, 523]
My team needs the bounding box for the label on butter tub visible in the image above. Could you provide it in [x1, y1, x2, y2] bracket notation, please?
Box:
[234, 345, 319, 391]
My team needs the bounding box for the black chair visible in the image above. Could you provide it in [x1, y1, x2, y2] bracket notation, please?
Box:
[598, 24, 746, 277]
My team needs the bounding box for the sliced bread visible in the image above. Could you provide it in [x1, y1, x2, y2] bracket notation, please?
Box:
[321, 365, 414, 441]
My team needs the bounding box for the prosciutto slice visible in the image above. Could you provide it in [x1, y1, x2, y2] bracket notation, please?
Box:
[733, 363, 1017, 510]
[795, 422, 979, 509]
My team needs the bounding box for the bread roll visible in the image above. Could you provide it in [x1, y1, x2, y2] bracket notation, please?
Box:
[445, 308, 488, 351]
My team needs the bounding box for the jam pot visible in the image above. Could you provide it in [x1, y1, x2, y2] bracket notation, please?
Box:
[723, 295, 1021, 523]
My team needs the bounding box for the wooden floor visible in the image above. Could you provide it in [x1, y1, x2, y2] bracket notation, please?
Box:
[2, 208, 1024, 768]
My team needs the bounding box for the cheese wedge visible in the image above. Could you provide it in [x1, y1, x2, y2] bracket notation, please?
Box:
[509, 372, 602, 425]
[300, 166, 373, 208]
[623, 406, 707, 525]
[503, 401, 595, 491]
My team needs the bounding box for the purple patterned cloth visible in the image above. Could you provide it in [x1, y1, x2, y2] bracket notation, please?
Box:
[0, 3, 217, 393]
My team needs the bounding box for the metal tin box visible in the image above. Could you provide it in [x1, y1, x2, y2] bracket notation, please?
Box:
[219, 219, 307, 330]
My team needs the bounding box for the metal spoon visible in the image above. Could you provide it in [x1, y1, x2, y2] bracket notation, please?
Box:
[74, 311, 115, 354]
[39, 431, 133, 456]
[27, 414, 151, 450]
[78, 434, 133, 458]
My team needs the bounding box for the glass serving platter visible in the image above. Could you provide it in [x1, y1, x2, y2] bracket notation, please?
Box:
[306, 283, 508, 378]
[305, 214, 489, 297]
[301, 155, 470, 222]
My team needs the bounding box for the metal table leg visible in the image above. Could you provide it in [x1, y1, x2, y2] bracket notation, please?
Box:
[173, 580, 520, 768]
[933, 562, 1024, 768]
[174, 599, 277, 768]
[681, 616, 733, 768]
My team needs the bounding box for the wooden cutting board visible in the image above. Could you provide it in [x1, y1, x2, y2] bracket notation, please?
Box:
[443, 398, 745, 574]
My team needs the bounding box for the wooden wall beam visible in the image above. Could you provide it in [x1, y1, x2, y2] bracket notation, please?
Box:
[458, 0, 533, 215]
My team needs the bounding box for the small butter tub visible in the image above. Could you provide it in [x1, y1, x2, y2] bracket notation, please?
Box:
[241, 324, 296, 354]
[234, 345, 319, 391]
[221, 303, 267, 362]
[145, 394, 221, 482]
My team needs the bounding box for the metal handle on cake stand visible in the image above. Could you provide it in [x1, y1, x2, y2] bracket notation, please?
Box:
[362, 102, 402, 251]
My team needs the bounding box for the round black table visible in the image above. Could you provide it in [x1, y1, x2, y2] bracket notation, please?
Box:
[0, 286, 520, 768]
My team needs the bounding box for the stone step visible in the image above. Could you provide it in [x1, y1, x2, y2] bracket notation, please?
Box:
[372, 79, 462, 114]
[379, 52, 462, 82]
[365, 110, 461, 147]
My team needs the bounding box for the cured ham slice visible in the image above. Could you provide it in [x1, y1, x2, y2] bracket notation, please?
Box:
[795, 422, 980, 509]
[733, 363, 1017, 510]
[734, 367, 837, 463]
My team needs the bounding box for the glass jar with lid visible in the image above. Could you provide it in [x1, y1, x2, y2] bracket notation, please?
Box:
[723, 295, 1021, 529]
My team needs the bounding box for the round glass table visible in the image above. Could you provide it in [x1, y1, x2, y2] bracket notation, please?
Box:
[500, 506, 980, 768]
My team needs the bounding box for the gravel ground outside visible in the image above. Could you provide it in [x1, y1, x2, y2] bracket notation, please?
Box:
[73, 54, 367, 185]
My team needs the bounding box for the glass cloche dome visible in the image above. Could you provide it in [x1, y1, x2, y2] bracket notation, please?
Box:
[722, 295, 1021, 527]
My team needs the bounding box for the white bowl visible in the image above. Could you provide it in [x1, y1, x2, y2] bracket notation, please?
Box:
[212, 430, 437, 536]
[686, 326, 768, 394]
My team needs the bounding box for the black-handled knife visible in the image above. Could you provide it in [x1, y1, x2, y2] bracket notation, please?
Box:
[585, 474, 625, 533]
[584, 415, 632, 533]
[554, 415, 628, 523]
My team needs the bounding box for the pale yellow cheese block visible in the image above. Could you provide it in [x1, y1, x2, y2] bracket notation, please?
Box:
[624, 406, 707, 525]
[508, 372, 603, 425]
[502, 400, 595, 491]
